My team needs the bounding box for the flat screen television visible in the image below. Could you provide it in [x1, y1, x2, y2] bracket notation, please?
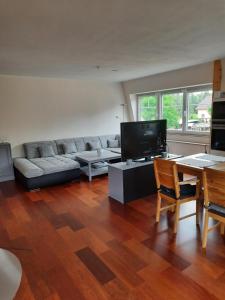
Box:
[121, 120, 167, 161]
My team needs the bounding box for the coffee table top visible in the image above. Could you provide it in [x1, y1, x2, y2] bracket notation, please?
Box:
[76, 149, 121, 163]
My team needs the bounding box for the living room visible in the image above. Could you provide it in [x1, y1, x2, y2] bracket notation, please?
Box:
[1, 1, 225, 300]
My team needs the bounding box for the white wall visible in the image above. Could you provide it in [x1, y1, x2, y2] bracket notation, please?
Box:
[122, 62, 213, 96]
[122, 61, 216, 155]
[0, 75, 126, 157]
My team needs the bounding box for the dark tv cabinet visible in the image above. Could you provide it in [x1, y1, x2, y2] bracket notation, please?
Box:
[108, 161, 156, 203]
[0, 143, 14, 182]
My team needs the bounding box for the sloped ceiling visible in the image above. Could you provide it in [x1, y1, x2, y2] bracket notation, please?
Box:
[0, 0, 225, 81]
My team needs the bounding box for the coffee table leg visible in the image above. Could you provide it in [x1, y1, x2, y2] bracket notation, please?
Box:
[88, 162, 92, 182]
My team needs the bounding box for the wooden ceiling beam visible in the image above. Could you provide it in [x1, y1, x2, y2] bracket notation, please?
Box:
[213, 59, 222, 92]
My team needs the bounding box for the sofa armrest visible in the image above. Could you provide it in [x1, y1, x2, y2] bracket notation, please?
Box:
[14, 158, 44, 178]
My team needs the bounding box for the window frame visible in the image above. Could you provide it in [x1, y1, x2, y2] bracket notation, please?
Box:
[137, 84, 212, 135]
[137, 92, 159, 121]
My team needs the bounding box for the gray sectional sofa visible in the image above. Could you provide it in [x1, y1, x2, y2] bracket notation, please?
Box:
[14, 134, 121, 190]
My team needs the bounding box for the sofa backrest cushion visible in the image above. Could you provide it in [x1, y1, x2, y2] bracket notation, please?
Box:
[87, 140, 101, 150]
[83, 136, 102, 150]
[39, 144, 55, 157]
[63, 143, 77, 154]
[99, 135, 117, 148]
[23, 141, 58, 159]
[115, 134, 121, 147]
[107, 139, 119, 148]
[74, 137, 86, 152]
[55, 138, 77, 155]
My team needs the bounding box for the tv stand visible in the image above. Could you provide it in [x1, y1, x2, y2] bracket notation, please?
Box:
[145, 156, 152, 162]
[108, 161, 157, 203]
[133, 156, 156, 163]
[108, 154, 182, 204]
[133, 158, 146, 163]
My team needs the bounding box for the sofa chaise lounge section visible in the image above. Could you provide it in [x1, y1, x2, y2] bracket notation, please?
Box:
[14, 134, 120, 190]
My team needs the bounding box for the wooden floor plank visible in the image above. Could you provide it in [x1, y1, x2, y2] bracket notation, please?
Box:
[101, 249, 144, 288]
[142, 237, 191, 271]
[0, 178, 223, 300]
[107, 239, 147, 272]
[124, 238, 170, 271]
[76, 247, 116, 284]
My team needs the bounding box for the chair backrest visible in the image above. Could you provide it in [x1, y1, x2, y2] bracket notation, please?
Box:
[154, 158, 180, 198]
[203, 167, 225, 208]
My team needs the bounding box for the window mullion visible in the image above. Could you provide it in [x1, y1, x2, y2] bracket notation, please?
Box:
[136, 96, 139, 121]
[158, 92, 162, 119]
[183, 89, 188, 132]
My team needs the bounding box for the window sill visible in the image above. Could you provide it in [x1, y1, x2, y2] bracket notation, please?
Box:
[167, 130, 210, 137]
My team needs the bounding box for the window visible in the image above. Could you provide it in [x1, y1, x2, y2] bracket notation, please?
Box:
[162, 92, 183, 130]
[138, 94, 158, 121]
[187, 90, 212, 132]
[137, 85, 212, 133]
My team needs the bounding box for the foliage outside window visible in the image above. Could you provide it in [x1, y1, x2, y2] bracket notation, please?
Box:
[162, 92, 183, 130]
[137, 85, 212, 133]
[138, 95, 157, 121]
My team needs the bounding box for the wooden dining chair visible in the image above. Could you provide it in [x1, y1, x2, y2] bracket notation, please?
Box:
[154, 158, 201, 234]
[202, 167, 225, 249]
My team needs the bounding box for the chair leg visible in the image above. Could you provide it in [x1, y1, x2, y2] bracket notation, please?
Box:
[156, 193, 161, 223]
[202, 210, 209, 249]
[173, 201, 180, 234]
[170, 204, 175, 213]
[196, 200, 200, 225]
[220, 223, 225, 235]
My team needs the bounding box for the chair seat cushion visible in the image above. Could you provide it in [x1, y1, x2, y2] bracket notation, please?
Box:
[208, 203, 225, 217]
[160, 184, 196, 199]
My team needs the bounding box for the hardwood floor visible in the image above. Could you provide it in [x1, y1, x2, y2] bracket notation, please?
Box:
[0, 176, 225, 300]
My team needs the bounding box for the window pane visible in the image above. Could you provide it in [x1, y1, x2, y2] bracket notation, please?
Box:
[162, 92, 183, 130]
[187, 90, 212, 132]
[139, 95, 157, 121]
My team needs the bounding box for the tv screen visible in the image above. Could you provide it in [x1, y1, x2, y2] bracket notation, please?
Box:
[121, 120, 167, 161]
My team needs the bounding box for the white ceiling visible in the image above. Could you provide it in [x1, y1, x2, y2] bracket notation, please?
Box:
[0, 0, 225, 81]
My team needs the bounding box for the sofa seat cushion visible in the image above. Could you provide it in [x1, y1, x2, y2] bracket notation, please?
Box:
[61, 153, 77, 160]
[14, 158, 44, 178]
[107, 147, 121, 154]
[30, 156, 80, 175]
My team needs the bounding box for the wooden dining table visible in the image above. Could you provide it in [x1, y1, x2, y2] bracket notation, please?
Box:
[168, 153, 225, 204]
[173, 153, 225, 180]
